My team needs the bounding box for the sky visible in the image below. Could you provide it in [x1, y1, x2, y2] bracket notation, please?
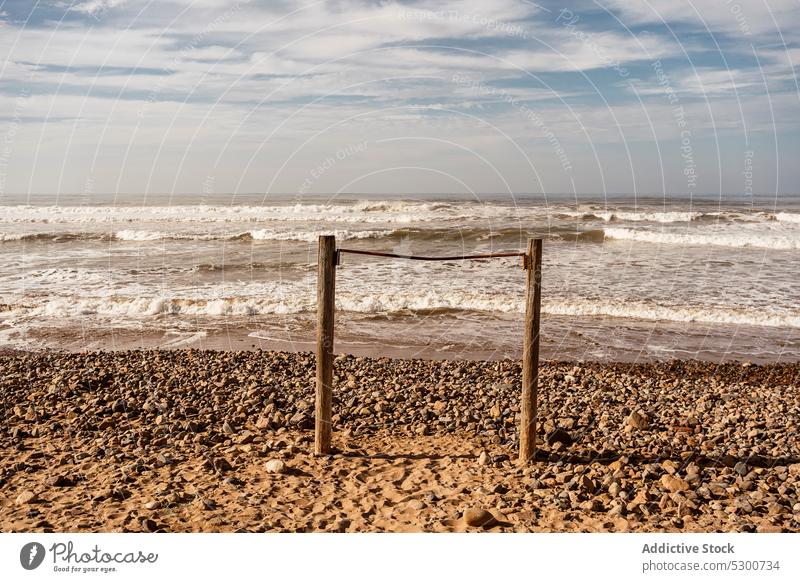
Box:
[0, 0, 798, 197]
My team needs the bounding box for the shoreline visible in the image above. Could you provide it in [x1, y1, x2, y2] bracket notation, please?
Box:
[4, 313, 798, 363]
[1, 349, 798, 532]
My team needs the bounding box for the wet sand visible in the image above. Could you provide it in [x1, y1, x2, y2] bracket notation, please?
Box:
[9, 310, 798, 363]
[1, 350, 798, 532]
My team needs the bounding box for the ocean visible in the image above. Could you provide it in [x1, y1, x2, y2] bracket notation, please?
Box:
[1, 193, 798, 362]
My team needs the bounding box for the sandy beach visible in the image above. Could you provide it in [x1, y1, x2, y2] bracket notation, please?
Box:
[1, 350, 798, 533]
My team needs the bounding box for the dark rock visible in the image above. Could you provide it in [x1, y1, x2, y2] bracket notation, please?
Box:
[547, 428, 574, 447]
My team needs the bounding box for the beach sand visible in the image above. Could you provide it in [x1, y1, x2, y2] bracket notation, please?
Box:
[1, 350, 798, 532]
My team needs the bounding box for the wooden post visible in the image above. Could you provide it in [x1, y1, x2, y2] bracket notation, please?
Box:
[519, 238, 542, 463]
[315, 235, 336, 455]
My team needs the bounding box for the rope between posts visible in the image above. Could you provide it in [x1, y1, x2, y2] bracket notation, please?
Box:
[337, 248, 529, 266]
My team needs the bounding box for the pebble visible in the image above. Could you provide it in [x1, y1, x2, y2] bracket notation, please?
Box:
[660, 475, 689, 493]
[265, 459, 287, 474]
[212, 458, 233, 473]
[546, 428, 574, 447]
[47, 475, 74, 487]
[16, 490, 37, 505]
[1, 351, 798, 533]
[462, 508, 496, 528]
[627, 410, 649, 430]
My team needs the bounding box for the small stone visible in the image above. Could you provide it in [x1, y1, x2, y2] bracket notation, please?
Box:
[735, 497, 754, 513]
[212, 458, 233, 472]
[222, 422, 235, 435]
[289, 412, 313, 429]
[144, 500, 160, 510]
[16, 490, 37, 505]
[767, 502, 787, 516]
[265, 459, 287, 474]
[662, 460, 679, 475]
[756, 524, 783, 533]
[47, 475, 74, 487]
[546, 428, 574, 447]
[111, 399, 127, 413]
[477, 451, 489, 466]
[580, 475, 596, 493]
[463, 508, 496, 528]
[407, 499, 425, 511]
[661, 475, 689, 493]
[734, 462, 748, 477]
[627, 410, 649, 430]
[141, 518, 158, 532]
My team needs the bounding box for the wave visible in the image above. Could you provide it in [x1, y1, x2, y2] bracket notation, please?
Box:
[0, 228, 395, 243]
[0, 226, 602, 245]
[247, 229, 390, 242]
[10, 290, 799, 329]
[0, 202, 489, 225]
[775, 212, 800, 224]
[542, 300, 800, 328]
[603, 227, 800, 250]
[3, 203, 798, 233]
[561, 210, 706, 223]
[0, 231, 110, 242]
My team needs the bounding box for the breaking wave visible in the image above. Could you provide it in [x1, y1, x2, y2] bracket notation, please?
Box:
[9, 291, 799, 329]
[603, 227, 800, 250]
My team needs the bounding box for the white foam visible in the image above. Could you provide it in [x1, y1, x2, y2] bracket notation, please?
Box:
[775, 212, 800, 224]
[248, 229, 391, 242]
[114, 230, 166, 241]
[542, 300, 800, 329]
[0, 202, 508, 226]
[563, 211, 706, 223]
[111, 228, 394, 242]
[603, 227, 800, 250]
[8, 288, 798, 329]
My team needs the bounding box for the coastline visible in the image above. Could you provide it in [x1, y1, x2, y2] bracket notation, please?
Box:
[1, 349, 798, 533]
[5, 313, 797, 363]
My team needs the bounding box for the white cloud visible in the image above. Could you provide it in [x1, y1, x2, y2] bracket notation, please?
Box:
[70, 0, 129, 17]
[605, 0, 799, 39]
[0, 0, 795, 195]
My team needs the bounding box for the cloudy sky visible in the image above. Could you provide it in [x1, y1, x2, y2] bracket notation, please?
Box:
[0, 0, 798, 197]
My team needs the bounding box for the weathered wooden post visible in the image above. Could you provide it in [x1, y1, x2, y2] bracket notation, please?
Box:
[315, 235, 336, 454]
[519, 238, 543, 463]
